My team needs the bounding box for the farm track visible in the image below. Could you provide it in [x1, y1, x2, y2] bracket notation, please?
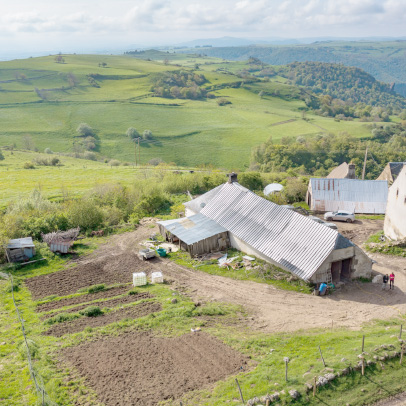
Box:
[41, 292, 153, 319]
[44, 301, 162, 337]
[60, 331, 249, 406]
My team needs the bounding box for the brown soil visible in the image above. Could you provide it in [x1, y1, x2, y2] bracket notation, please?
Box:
[60, 331, 249, 406]
[372, 392, 406, 406]
[33, 218, 406, 335]
[41, 292, 153, 319]
[44, 302, 161, 337]
[36, 285, 131, 312]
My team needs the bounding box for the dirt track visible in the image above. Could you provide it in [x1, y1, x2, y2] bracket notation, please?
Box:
[39, 219, 404, 334]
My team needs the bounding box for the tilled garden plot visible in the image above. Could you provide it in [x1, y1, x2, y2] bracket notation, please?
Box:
[36, 285, 131, 312]
[25, 251, 156, 300]
[44, 302, 162, 337]
[41, 292, 153, 319]
[61, 331, 249, 406]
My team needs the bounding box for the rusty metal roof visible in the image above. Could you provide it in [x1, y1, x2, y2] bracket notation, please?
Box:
[200, 183, 341, 281]
[158, 213, 227, 245]
[309, 178, 388, 214]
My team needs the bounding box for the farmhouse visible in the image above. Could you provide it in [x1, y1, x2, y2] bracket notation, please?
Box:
[327, 162, 356, 179]
[377, 162, 405, 184]
[384, 164, 406, 240]
[6, 237, 35, 262]
[158, 174, 372, 283]
[306, 178, 388, 214]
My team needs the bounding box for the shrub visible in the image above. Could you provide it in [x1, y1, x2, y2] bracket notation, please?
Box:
[148, 157, 164, 166]
[0, 150, 5, 160]
[128, 289, 138, 295]
[44, 148, 53, 154]
[79, 306, 103, 317]
[217, 97, 231, 106]
[126, 127, 140, 140]
[46, 312, 80, 325]
[67, 198, 104, 231]
[23, 162, 35, 169]
[87, 284, 105, 294]
[76, 123, 94, 137]
[143, 129, 153, 140]
[109, 160, 120, 167]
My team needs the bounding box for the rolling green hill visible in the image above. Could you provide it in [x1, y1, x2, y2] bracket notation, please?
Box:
[183, 41, 406, 97]
[0, 54, 390, 169]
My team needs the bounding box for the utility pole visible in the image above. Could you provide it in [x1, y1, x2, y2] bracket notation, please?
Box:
[138, 137, 141, 167]
[362, 147, 368, 180]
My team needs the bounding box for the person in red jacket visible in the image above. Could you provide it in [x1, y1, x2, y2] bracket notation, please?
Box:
[389, 272, 395, 290]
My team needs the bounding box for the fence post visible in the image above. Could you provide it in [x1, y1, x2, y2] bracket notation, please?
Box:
[401, 344, 404, 365]
[318, 346, 326, 367]
[362, 335, 365, 353]
[400, 325, 403, 340]
[235, 378, 245, 405]
[313, 376, 317, 397]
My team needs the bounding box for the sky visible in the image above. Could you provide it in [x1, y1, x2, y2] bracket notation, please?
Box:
[1, 0, 406, 56]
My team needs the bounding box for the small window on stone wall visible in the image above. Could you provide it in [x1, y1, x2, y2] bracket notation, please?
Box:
[397, 189, 399, 198]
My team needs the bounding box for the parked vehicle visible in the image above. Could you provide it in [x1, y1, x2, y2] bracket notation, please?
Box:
[324, 210, 355, 223]
[308, 216, 338, 230]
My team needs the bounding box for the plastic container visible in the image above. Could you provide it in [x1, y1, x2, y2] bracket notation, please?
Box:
[156, 248, 167, 257]
[133, 272, 147, 286]
[151, 271, 164, 284]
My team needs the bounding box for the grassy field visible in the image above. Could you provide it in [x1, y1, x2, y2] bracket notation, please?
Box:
[0, 54, 381, 169]
[1, 238, 406, 406]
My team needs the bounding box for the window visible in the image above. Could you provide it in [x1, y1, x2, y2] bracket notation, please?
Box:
[397, 189, 399, 198]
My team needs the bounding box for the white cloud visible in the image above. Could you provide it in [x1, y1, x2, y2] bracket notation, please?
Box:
[0, 0, 405, 48]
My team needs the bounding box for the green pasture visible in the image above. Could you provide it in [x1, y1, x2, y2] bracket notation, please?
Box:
[0, 54, 381, 169]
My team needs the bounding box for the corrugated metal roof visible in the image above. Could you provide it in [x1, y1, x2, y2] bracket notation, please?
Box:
[183, 183, 250, 214]
[200, 183, 340, 281]
[158, 213, 227, 245]
[7, 237, 35, 249]
[310, 178, 388, 214]
[327, 162, 349, 179]
[263, 183, 284, 196]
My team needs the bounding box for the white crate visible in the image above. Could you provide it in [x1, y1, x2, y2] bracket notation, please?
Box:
[151, 271, 164, 284]
[133, 272, 147, 286]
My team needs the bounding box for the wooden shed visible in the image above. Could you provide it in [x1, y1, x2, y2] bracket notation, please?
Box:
[6, 237, 35, 262]
[158, 214, 230, 257]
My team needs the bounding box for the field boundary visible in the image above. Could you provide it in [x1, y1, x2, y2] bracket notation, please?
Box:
[9, 273, 56, 406]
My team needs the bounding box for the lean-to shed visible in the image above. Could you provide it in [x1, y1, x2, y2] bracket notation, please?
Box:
[160, 175, 372, 283]
[307, 178, 388, 214]
[6, 237, 35, 262]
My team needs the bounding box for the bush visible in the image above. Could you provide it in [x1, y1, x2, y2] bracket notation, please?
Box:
[126, 127, 139, 140]
[109, 160, 120, 167]
[239, 172, 263, 191]
[143, 129, 152, 140]
[44, 148, 53, 154]
[217, 97, 231, 106]
[46, 312, 80, 325]
[76, 123, 94, 137]
[79, 306, 103, 317]
[148, 157, 164, 166]
[67, 199, 104, 231]
[87, 284, 105, 294]
[0, 150, 5, 160]
[23, 162, 35, 169]
[128, 289, 138, 295]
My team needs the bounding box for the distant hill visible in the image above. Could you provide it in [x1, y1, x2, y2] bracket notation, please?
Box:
[181, 41, 406, 97]
[280, 62, 406, 109]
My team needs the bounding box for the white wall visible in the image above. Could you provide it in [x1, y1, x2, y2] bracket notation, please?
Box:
[384, 165, 406, 240]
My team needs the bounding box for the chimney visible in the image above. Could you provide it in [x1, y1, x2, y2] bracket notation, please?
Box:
[347, 164, 356, 179]
[228, 172, 238, 183]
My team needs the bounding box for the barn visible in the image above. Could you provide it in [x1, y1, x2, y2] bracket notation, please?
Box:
[159, 174, 372, 284]
[306, 178, 388, 214]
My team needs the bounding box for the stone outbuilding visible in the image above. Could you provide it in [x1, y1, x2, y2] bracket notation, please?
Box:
[6, 237, 35, 262]
[159, 174, 372, 284]
[384, 164, 406, 240]
[377, 162, 405, 184]
[327, 162, 356, 179]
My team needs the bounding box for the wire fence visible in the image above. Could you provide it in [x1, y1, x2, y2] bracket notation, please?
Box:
[9, 273, 56, 406]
